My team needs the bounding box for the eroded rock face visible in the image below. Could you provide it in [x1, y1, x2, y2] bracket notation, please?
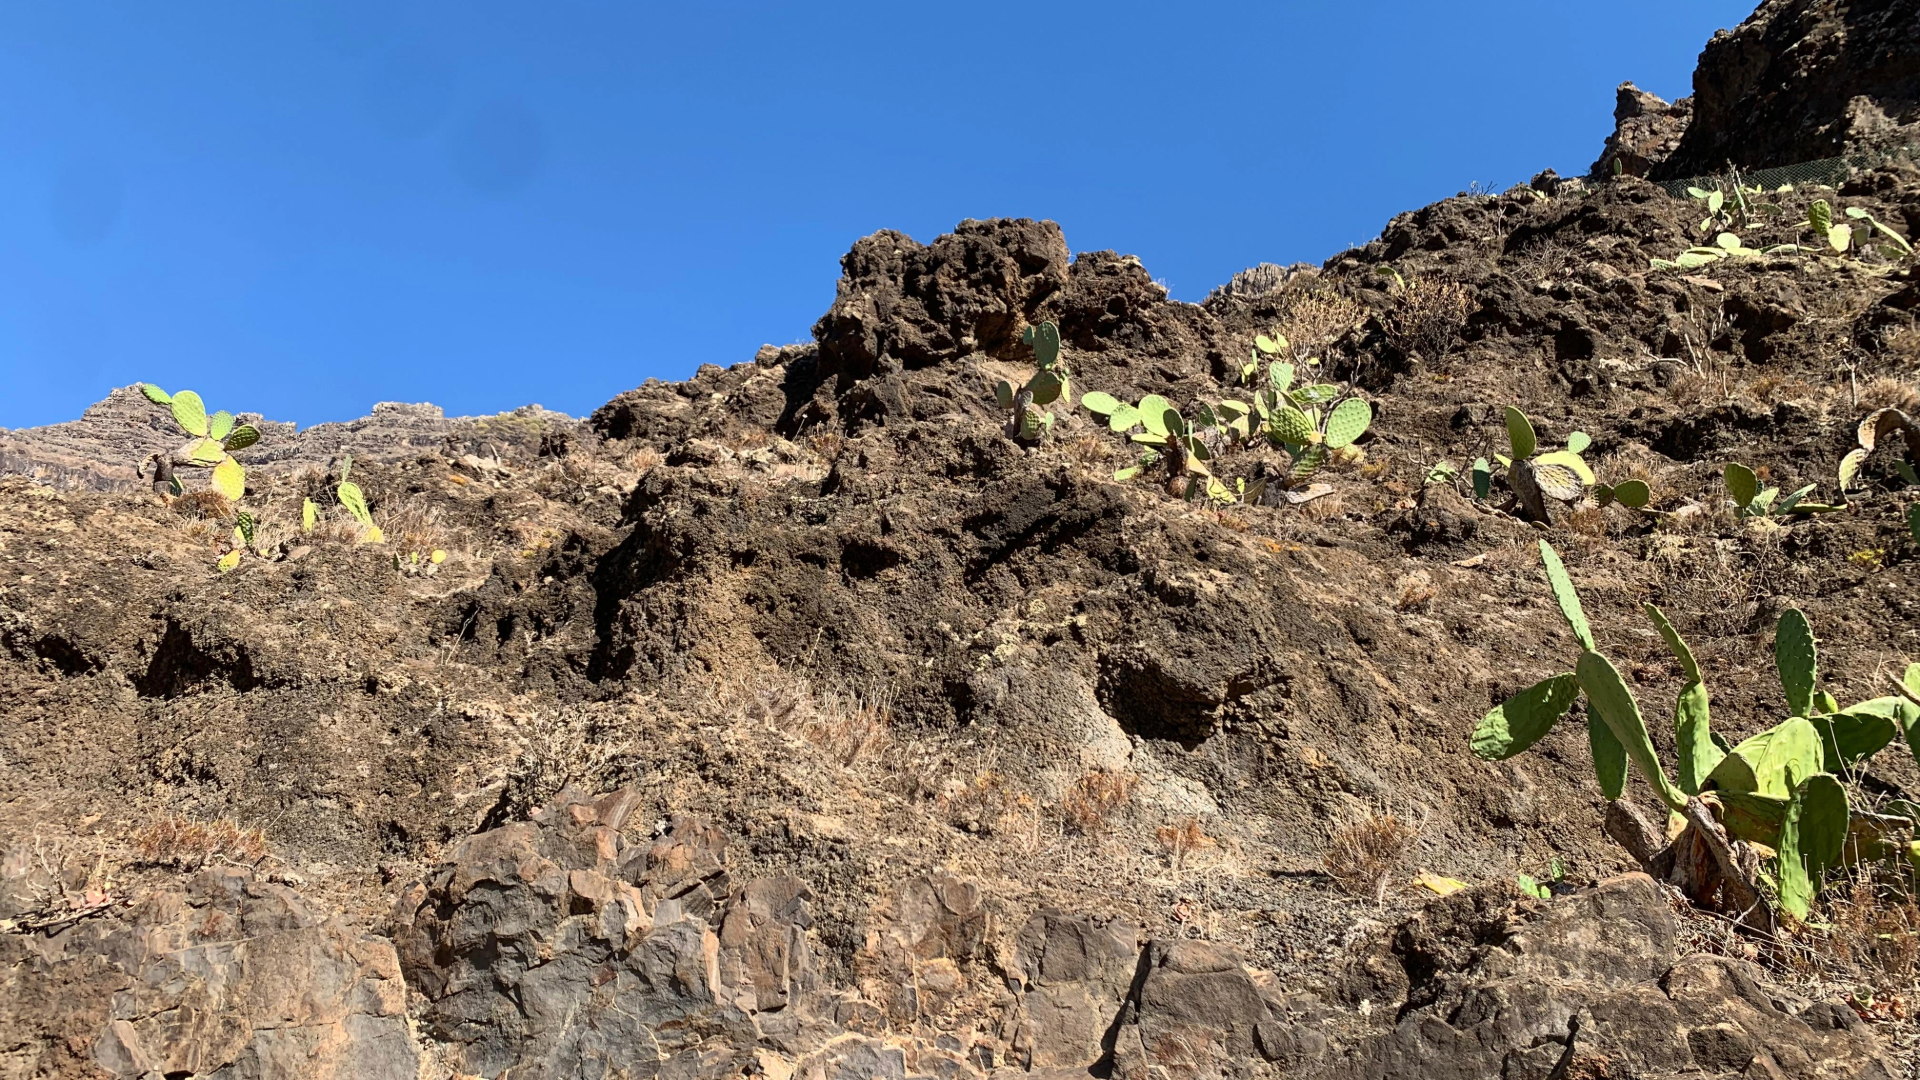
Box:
[1654, 0, 1920, 177]
[0, 867, 416, 1080]
[1244, 875, 1901, 1080]
[1590, 82, 1694, 179]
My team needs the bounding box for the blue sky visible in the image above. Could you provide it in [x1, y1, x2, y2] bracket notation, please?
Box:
[0, 2, 1752, 429]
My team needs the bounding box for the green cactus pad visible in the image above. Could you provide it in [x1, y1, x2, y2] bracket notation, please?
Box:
[1324, 399, 1372, 450]
[1138, 395, 1172, 437]
[1565, 431, 1591, 454]
[223, 425, 261, 452]
[1107, 403, 1143, 433]
[139, 383, 171, 405]
[1291, 383, 1341, 406]
[1724, 462, 1759, 508]
[1080, 391, 1120, 415]
[170, 390, 210, 438]
[1728, 716, 1823, 798]
[303, 498, 318, 532]
[1643, 604, 1700, 682]
[995, 380, 1015, 412]
[1612, 479, 1651, 508]
[1254, 333, 1284, 354]
[208, 411, 235, 442]
[1289, 444, 1329, 480]
[1577, 649, 1687, 811]
[1706, 750, 1759, 794]
[1267, 363, 1294, 396]
[1673, 682, 1718, 796]
[1812, 689, 1840, 715]
[1587, 714, 1628, 801]
[1779, 772, 1847, 920]
[211, 458, 246, 501]
[1538, 542, 1596, 651]
[1028, 369, 1064, 407]
[1775, 608, 1818, 718]
[1472, 458, 1492, 499]
[1811, 710, 1898, 774]
[1470, 673, 1579, 760]
[1024, 322, 1061, 368]
[1017, 404, 1047, 440]
[1504, 407, 1537, 460]
[1717, 789, 1788, 848]
[217, 549, 241, 573]
[1267, 405, 1316, 447]
[1809, 199, 1833, 235]
[338, 481, 372, 526]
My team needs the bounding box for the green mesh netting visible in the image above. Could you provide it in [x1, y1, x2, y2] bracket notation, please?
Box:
[1658, 145, 1919, 198]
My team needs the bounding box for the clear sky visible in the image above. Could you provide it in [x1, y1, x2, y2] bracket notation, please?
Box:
[0, 2, 1753, 429]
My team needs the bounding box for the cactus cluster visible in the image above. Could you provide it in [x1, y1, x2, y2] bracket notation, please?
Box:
[1080, 392, 1234, 500]
[139, 384, 262, 500]
[1472, 542, 1920, 919]
[1483, 407, 1596, 522]
[1083, 362, 1373, 506]
[994, 322, 1071, 442]
[1809, 199, 1914, 258]
[1724, 461, 1842, 518]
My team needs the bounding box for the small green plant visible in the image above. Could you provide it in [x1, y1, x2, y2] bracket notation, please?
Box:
[1723, 462, 1842, 518]
[1516, 857, 1565, 899]
[139, 384, 261, 500]
[1471, 542, 1919, 920]
[302, 498, 318, 533]
[1488, 407, 1592, 522]
[396, 548, 448, 577]
[994, 322, 1071, 442]
[336, 456, 384, 544]
[1080, 392, 1236, 500]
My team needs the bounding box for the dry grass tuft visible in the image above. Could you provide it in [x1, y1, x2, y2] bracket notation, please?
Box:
[742, 675, 893, 767]
[1324, 809, 1418, 904]
[620, 447, 664, 474]
[380, 497, 449, 554]
[130, 817, 269, 870]
[1060, 770, 1137, 835]
[501, 706, 631, 820]
[1859, 377, 1920, 414]
[1062, 435, 1112, 471]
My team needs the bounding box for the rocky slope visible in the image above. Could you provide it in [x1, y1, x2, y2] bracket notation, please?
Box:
[5, 3, 1920, 1078]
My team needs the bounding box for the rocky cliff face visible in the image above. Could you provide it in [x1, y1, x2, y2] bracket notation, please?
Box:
[1650, 0, 1920, 178]
[4, 2, 1920, 1077]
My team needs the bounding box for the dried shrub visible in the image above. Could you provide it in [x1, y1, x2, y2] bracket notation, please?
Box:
[131, 817, 269, 869]
[1061, 770, 1136, 835]
[1155, 817, 1217, 871]
[1272, 289, 1363, 361]
[1393, 570, 1437, 613]
[500, 705, 631, 821]
[1382, 279, 1473, 366]
[1324, 809, 1418, 903]
[170, 490, 233, 520]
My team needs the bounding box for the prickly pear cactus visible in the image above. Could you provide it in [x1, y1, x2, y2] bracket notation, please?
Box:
[1471, 673, 1578, 760]
[1539, 541, 1596, 651]
[1577, 650, 1688, 813]
[1324, 399, 1371, 450]
[1809, 199, 1833, 236]
[1645, 604, 1720, 795]
[1778, 772, 1847, 919]
[1775, 608, 1818, 718]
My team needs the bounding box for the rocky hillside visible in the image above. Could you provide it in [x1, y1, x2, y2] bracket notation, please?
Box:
[5, 3, 1920, 1078]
